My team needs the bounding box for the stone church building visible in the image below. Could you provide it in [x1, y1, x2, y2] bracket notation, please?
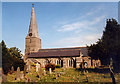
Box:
[25, 4, 93, 68]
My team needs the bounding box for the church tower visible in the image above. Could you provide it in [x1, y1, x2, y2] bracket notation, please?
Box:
[25, 4, 41, 59]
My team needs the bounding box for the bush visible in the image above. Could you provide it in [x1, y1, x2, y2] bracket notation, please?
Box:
[56, 65, 61, 68]
[45, 63, 56, 71]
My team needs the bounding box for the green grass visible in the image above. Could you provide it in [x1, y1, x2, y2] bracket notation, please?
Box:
[5, 67, 120, 83]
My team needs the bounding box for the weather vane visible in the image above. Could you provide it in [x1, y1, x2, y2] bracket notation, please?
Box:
[32, 3, 34, 7]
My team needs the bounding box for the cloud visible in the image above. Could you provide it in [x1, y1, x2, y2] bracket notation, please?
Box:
[51, 5, 106, 48]
[86, 7, 103, 16]
[57, 21, 84, 32]
[49, 33, 102, 48]
[57, 15, 105, 32]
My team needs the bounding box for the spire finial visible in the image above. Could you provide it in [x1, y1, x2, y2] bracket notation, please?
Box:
[32, 3, 34, 7]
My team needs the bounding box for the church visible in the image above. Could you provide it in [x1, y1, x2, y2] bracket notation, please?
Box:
[24, 4, 92, 68]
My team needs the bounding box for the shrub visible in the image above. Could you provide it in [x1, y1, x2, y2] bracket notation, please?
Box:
[45, 63, 56, 71]
[56, 65, 61, 68]
[31, 63, 36, 67]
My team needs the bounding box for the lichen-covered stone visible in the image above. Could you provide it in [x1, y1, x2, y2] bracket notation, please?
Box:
[15, 67, 20, 81]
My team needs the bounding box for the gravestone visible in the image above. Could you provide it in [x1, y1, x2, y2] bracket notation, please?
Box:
[15, 67, 20, 81]
[58, 73, 60, 77]
[56, 74, 58, 79]
[26, 61, 31, 73]
[62, 68, 65, 72]
[36, 62, 40, 72]
[84, 70, 86, 74]
[25, 77, 28, 82]
[2, 74, 7, 82]
[39, 68, 42, 78]
[86, 75, 88, 82]
[11, 66, 14, 74]
[20, 73, 24, 79]
[49, 68, 52, 74]
[24, 64, 27, 76]
[43, 70, 46, 75]
[28, 78, 31, 82]
[86, 70, 89, 73]
[1, 68, 3, 75]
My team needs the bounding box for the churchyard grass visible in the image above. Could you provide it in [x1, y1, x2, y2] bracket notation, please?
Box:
[6, 67, 120, 83]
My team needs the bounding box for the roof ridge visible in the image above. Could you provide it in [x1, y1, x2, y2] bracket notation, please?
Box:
[39, 46, 87, 50]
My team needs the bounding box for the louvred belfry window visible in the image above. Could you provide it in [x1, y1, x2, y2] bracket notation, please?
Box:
[30, 39, 31, 43]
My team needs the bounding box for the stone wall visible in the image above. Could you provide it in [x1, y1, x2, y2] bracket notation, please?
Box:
[25, 37, 41, 54]
[26, 56, 91, 69]
[92, 59, 101, 68]
[82, 56, 91, 68]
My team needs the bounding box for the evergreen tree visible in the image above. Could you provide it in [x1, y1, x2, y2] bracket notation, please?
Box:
[88, 19, 120, 72]
[1, 40, 13, 74]
[8, 47, 25, 71]
[1, 40, 25, 74]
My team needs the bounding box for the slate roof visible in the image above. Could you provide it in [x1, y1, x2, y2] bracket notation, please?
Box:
[28, 47, 88, 58]
[78, 47, 88, 56]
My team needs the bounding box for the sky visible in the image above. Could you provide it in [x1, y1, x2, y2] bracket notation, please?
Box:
[2, 2, 118, 54]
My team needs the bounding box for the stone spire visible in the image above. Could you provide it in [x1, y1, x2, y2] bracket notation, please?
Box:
[25, 4, 41, 60]
[26, 3, 40, 38]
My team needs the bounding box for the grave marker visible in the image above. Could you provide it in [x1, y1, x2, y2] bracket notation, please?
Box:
[49, 68, 52, 74]
[43, 70, 46, 75]
[39, 67, 42, 78]
[26, 61, 31, 73]
[24, 64, 27, 76]
[56, 74, 58, 79]
[2, 74, 7, 82]
[15, 67, 20, 81]
[20, 73, 24, 79]
[36, 62, 40, 72]
[11, 66, 14, 74]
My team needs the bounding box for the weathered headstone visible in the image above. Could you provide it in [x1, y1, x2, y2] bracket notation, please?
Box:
[24, 64, 27, 76]
[36, 62, 40, 72]
[11, 66, 14, 74]
[84, 70, 86, 74]
[15, 67, 20, 81]
[56, 74, 58, 79]
[86, 75, 88, 82]
[1, 68, 3, 75]
[58, 73, 60, 77]
[28, 78, 31, 82]
[26, 61, 31, 73]
[43, 70, 46, 75]
[2, 74, 7, 82]
[109, 58, 116, 84]
[86, 70, 89, 73]
[49, 68, 52, 74]
[25, 77, 28, 82]
[20, 73, 24, 80]
[39, 67, 42, 78]
[62, 68, 65, 72]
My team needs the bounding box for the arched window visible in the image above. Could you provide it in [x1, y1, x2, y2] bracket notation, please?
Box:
[59, 60, 60, 65]
[71, 60, 72, 67]
[57, 60, 59, 65]
[69, 60, 71, 66]
[30, 39, 31, 43]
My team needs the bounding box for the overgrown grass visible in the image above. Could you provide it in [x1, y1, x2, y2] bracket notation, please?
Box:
[5, 67, 120, 83]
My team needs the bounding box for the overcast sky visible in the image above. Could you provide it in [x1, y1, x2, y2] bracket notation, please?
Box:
[2, 2, 118, 54]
